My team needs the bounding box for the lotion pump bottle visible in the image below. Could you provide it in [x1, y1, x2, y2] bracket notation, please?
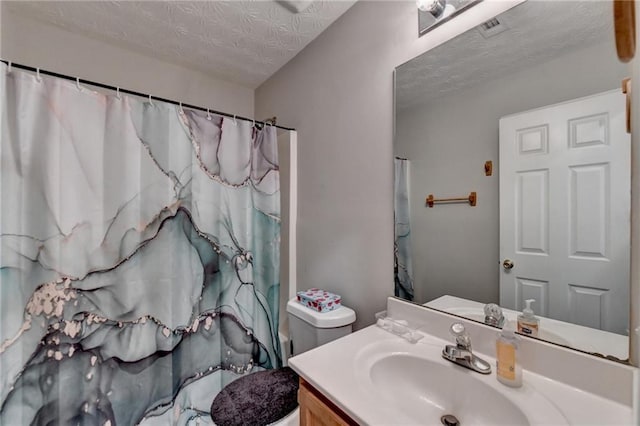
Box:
[496, 321, 522, 388]
[517, 299, 540, 337]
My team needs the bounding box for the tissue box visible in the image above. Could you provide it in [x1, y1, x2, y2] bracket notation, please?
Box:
[296, 288, 342, 313]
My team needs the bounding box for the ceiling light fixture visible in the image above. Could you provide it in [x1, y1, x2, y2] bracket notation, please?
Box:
[417, 0, 483, 37]
[417, 0, 448, 19]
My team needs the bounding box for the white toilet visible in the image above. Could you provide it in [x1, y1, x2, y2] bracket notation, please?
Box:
[271, 298, 356, 426]
[286, 297, 357, 357]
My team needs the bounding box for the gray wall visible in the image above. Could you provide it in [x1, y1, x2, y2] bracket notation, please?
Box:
[395, 41, 628, 305]
[0, 7, 254, 117]
[255, 1, 520, 329]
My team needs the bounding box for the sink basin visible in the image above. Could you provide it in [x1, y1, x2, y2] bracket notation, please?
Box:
[370, 353, 528, 425]
[355, 339, 568, 426]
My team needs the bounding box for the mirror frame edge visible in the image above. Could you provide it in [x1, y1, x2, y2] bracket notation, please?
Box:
[629, 12, 639, 367]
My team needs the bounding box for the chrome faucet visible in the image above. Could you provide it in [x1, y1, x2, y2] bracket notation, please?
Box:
[442, 323, 491, 374]
[483, 303, 505, 328]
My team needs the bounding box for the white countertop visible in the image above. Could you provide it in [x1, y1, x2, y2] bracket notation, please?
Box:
[289, 324, 634, 425]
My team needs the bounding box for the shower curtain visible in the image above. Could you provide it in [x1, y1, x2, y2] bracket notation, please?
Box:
[394, 158, 414, 301]
[0, 64, 281, 425]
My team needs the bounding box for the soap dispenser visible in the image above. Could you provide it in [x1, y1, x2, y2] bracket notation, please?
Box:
[496, 321, 522, 388]
[517, 299, 540, 337]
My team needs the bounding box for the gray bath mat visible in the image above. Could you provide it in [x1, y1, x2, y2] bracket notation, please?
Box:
[210, 367, 299, 426]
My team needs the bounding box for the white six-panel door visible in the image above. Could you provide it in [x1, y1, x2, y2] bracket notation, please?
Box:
[499, 90, 630, 335]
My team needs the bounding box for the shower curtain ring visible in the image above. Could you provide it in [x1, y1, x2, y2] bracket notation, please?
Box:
[148, 95, 154, 107]
[233, 115, 237, 125]
[6, 61, 11, 73]
[179, 102, 184, 113]
[76, 77, 83, 92]
[206, 109, 212, 120]
[116, 87, 122, 100]
[36, 68, 42, 82]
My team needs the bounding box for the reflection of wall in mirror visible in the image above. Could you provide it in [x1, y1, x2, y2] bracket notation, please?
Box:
[395, 40, 628, 305]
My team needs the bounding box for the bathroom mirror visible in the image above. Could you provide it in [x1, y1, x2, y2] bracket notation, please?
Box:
[394, 0, 632, 361]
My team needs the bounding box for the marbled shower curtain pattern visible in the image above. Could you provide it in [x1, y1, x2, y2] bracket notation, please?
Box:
[0, 64, 281, 425]
[394, 158, 414, 301]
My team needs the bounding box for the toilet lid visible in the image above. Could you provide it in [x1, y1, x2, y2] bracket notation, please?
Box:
[210, 367, 299, 426]
[286, 298, 356, 328]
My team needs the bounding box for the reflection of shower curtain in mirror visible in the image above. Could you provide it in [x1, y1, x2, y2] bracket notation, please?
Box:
[0, 65, 281, 424]
[394, 158, 414, 301]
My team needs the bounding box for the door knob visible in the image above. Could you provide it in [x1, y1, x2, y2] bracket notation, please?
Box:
[502, 259, 514, 270]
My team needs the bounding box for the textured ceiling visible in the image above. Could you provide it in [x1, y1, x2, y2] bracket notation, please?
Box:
[5, 0, 356, 88]
[396, 1, 615, 110]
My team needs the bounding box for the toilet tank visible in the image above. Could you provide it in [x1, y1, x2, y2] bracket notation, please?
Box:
[286, 298, 356, 357]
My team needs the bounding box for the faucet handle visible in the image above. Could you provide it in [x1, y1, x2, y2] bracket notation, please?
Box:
[450, 322, 465, 335]
[484, 303, 505, 327]
[449, 322, 471, 350]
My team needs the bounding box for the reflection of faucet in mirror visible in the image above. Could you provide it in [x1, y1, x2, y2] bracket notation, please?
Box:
[483, 303, 504, 328]
[442, 322, 491, 374]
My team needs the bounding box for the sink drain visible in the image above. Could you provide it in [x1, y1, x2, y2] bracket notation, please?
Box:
[441, 414, 460, 426]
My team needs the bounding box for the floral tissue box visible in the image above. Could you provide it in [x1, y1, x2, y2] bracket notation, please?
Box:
[296, 288, 342, 313]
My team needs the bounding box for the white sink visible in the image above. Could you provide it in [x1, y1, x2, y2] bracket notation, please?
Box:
[370, 353, 528, 425]
[354, 339, 568, 426]
[289, 320, 634, 425]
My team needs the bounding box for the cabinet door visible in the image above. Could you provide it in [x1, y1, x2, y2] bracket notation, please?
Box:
[298, 379, 356, 426]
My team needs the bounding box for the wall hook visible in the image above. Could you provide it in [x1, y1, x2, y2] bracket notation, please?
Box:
[484, 161, 493, 176]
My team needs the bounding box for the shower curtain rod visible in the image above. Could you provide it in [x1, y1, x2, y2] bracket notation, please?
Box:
[0, 59, 295, 131]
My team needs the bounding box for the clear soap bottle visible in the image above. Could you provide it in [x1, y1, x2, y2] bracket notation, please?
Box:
[496, 321, 522, 388]
[517, 299, 540, 337]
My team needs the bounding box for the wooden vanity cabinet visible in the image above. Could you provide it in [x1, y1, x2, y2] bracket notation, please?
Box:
[298, 378, 358, 426]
